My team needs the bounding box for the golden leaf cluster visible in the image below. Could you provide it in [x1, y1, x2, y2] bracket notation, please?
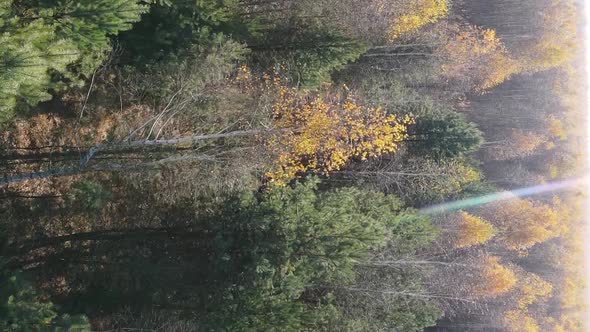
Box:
[440, 25, 521, 91]
[517, 0, 577, 72]
[483, 198, 564, 251]
[265, 85, 412, 185]
[503, 309, 540, 332]
[486, 129, 547, 161]
[388, 0, 448, 41]
[517, 273, 553, 309]
[452, 211, 495, 249]
[472, 255, 517, 298]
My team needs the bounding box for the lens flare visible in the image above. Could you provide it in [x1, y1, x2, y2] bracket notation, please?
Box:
[420, 176, 588, 215]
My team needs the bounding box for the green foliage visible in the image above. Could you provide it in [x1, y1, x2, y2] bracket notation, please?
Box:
[67, 180, 113, 212]
[406, 102, 484, 159]
[333, 298, 442, 332]
[386, 300, 442, 332]
[0, 1, 77, 120]
[0, 0, 147, 120]
[38, 0, 148, 78]
[120, 1, 363, 87]
[388, 211, 440, 254]
[117, 0, 243, 62]
[254, 24, 366, 87]
[197, 179, 435, 329]
[209, 179, 400, 284]
[122, 33, 248, 102]
[0, 270, 89, 331]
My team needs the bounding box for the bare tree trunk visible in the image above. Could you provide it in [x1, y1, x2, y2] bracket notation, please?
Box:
[0, 129, 263, 186]
[313, 285, 476, 303]
[362, 260, 470, 268]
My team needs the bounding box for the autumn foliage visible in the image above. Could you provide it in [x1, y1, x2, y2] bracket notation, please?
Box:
[440, 25, 521, 91]
[265, 85, 412, 184]
[471, 256, 517, 298]
[479, 198, 564, 251]
[485, 129, 547, 161]
[0, 0, 585, 330]
[515, 0, 577, 72]
[516, 272, 553, 309]
[451, 211, 495, 248]
[503, 309, 540, 332]
[387, 0, 449, 41]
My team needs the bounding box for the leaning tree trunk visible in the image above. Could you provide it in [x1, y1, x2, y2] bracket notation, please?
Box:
[0, 129, 262, 186]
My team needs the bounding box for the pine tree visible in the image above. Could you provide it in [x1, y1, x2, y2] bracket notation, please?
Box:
[253, 25, 366, 87]
[38, 0, 148, 75]
[0, 1, 77, 120]
[0, 270, 90, 331]
[0, 0, 147, 120]
[405, 103, 484, 159]
[201, 179, 436, 330]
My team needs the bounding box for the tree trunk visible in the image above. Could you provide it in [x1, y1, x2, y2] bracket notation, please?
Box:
[0, 129, 262, 186]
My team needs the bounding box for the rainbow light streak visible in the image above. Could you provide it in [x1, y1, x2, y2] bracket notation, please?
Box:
[420, 176, 588, 215]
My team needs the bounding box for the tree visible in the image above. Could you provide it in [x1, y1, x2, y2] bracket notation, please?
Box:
[387, 0, 449, 41]
[3, 177, 440, 331]
[503, 309, 540, 332]
[0, 0, 147, 119]
[66, 180, 113, 212]
[40, 0, 149, 77]
[1, 77, 412, 186]
[302, 0, 449, 44]
[483, 129, 547, 161]
[252, 23, 366, 87]
[129, 179, 436, 330]
[476, 198, 564, 251]
[405, 103, 483, 159]
[450, 211, 495, 249]
[513, 0, 577, 72]
[515, 272, 553, 310]
[0, 2, 77, 120]
[0, 270, 89, 331]
[439, 24, 521, 91]
[266, 85, 412, 184]
[470, 256, 517, 298]
[337, 157, 482, 205]
[117, 0, 242, 62]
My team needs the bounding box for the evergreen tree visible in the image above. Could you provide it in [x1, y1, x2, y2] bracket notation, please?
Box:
[0, 0, 147, 120]
[117, 0, 243, 62]
[0, 1, 77, 120]
[36, 0, 149, 76]
[0, 270, 89, 331]
[405, 103, 484, 159]
[199, 179, 439, 330]
[253, 24, 366, 87]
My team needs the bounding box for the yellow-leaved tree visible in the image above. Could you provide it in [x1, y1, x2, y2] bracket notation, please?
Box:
[516, 272, 553, 309]
[439, 24, 521, 91]
[451, 211, 495, 249]
[265, 85, 412, 184]
[477, 198, 564, 251]
[515, 0, 577, 72]
[546, 115, 567, 140]
[483, 129, 547, 161]
[387, 0, 449, 41]
[471, 255, 517, 298]
[303, 0, 448, 44]
[498, 270, 553, 332]
[503, 309, 540, 332]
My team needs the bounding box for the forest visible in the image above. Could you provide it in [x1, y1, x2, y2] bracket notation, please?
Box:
[0, 0, 587, 331]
